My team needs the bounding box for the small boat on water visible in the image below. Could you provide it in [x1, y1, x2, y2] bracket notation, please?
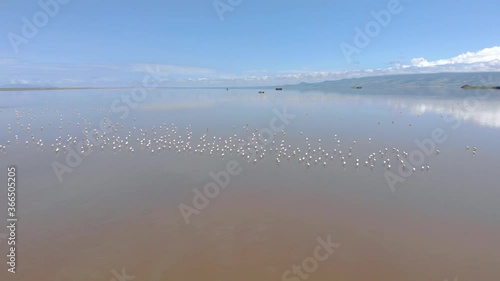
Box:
[258, 91, 265, 94]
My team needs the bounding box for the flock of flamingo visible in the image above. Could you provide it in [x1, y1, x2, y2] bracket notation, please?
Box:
[0, 107, 480, 175]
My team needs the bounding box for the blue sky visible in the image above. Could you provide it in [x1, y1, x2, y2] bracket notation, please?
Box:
[1, 0, 500, 86]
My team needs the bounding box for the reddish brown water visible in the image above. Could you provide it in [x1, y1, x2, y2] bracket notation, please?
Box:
[1, 89, 500, 281]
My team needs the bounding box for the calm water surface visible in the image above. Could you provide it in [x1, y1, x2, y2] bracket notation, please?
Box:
[0, 88, 499, 281]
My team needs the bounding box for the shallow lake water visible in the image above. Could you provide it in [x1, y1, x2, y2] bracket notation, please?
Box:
[0, 87, 499, 281]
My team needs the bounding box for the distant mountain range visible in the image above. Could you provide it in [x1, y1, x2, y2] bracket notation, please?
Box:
[282, 72, 500, 91]
[2, 72, 500, 92]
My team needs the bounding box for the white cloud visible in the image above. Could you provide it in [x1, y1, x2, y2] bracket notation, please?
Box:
[2, 47, 500, 87]
[237, 46, 500, 86]
[409, 46, 500, 67]
[129, 64, 215, 76]
[8, 79, 30, 85]
[190, 46, 500, 86]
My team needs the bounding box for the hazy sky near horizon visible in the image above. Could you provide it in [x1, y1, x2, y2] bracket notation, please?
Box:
[1, 0, 500, 86]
